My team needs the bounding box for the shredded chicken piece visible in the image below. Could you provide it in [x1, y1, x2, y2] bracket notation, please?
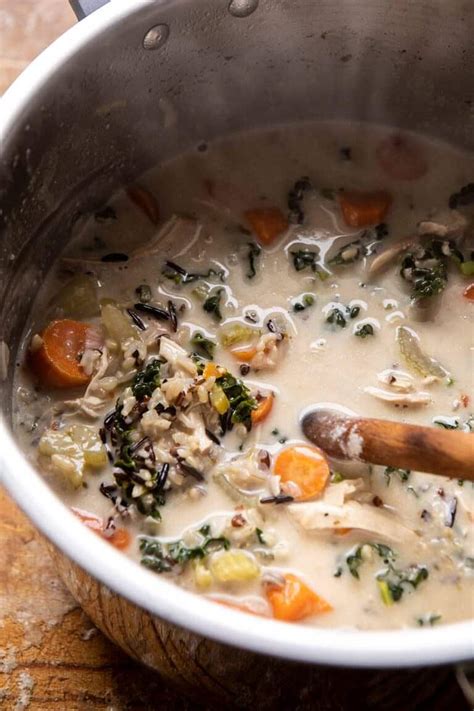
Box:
[63, 348, 111, 418]
[322, 479, 367, 506]
[159, 336, 188, 365]
[364, 385, 431, 406]
[215, 450, 268, 494]
[250, 333, 282, 370]
[288, 500, 418, 543]
[417, 209, 467, 239]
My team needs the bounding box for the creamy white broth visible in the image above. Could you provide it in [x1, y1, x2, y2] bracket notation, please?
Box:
[14, 121, 474, 630]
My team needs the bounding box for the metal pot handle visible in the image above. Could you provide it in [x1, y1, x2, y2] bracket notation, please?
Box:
[69, 0, 109, 20]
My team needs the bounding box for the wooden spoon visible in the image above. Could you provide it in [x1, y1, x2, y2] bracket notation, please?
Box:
[302, 408, 474, 481]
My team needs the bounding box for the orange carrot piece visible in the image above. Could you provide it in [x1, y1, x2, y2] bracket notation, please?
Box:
[251, 394, 274, 425]
[108, 528, 132, 550]
[29, 319, 91, 389]
[71, 508, 131, 550]
[460, 394, 470, 408]
[339, 190, 392, 227]
[463, 283, 474, 301]
[126, 184, 160, 224]
[265, 573, 332, 622]
[230, 345, 257, 363]
[274, 444, 330, 501]
[244, 207, 288, 245]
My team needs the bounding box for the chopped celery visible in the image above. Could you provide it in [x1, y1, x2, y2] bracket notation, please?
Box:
[54, 275, 99, 318]
[377, 579, 394, 606]
[101, 303, 136, 342]
[210, 550, 260, 583]
[397, 326, 449, 380]
[219, 323, 257, 348]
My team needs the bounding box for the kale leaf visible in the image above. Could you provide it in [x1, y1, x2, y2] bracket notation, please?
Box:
[203, 289, 224, 321]
[132, 358, 161, 401]
[190, 331, 216, 360]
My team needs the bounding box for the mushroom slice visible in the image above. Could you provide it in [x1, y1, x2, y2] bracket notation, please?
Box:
[288, 500, 417, 544]
[364, 385, 431, 407]
[417, 209, 467, 239]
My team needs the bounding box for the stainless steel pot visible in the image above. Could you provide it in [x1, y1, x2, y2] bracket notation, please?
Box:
[1, 0, 473, 703]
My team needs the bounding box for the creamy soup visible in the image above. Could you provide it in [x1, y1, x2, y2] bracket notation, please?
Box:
[14, 121, 474, 630]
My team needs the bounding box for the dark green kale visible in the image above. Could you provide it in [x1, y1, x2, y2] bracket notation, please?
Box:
[291, 249, 318, 272]
[288, 176, 313, 224]
[326, 307, 347, 328]
[377, 564, 428, 605]
[354, 323, 375, 338]
[190, 331, 216, 360]
[416, 614, 442, 627]
[162, 260, 225, 285]
[203, 289, 224, 321]
[346, 543, 395, 580]
[384, 466, 411, 485]
[132, 359, 161, 401]
[292, 294, 315, 312]
[433, 414, 473, 433]
[246, 242, 261, 279]
[216, 372, 257, 431]
[139, 526, 230, 573]
[325, 302, 361, 328]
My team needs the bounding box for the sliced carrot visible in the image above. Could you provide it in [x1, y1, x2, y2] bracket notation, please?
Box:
[126, 184, 160, 224]
[376, 134, 427, 181]
[29, 319, 91, 389]
[203, 362, 223, 379]
[71, 508, 131, 550]
[108, 528, 132, 550]
[274, 444, 330, 501]
[251, 394, 274, 425]
[244, 207, 288, 245]
[265, 573, 332, 622]
[339, 190, 392, 227]
[230, 345, 257, 363]
[463, 283, 474, 301]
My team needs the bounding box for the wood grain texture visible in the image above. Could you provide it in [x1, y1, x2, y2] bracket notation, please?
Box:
[0, 487, 210, 710]
[303, 410, 474, 479]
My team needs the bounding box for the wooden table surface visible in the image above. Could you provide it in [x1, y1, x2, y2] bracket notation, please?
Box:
[0, 2, 469, 709]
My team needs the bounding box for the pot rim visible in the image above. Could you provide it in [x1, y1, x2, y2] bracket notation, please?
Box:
[1, 0, 473, 669]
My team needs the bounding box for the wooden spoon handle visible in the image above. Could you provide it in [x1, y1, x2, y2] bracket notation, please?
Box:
[302, 409, 474, 481]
